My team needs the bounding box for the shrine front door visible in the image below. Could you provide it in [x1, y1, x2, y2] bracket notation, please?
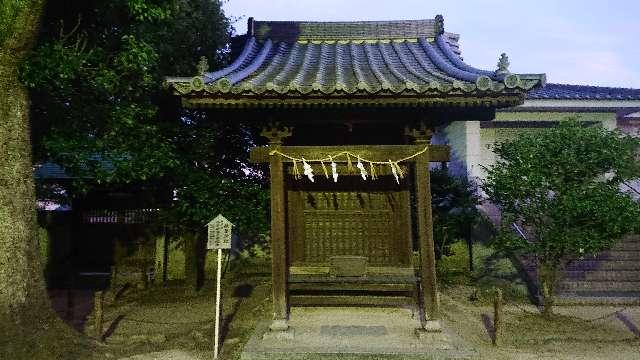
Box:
[287, 178, 412, 269]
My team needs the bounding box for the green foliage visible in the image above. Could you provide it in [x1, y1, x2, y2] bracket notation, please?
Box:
[159, 109, 269, 236]
[482, 120, 640, 266]
[431, 168, 480, 258]
[22, 30, 177, 186]
[127, 0, 171, 22]
[166, 171, 269, 235]
[21, 1, 269, 236]
[437, 241, 529, 302]
[0, 0, 26, 45]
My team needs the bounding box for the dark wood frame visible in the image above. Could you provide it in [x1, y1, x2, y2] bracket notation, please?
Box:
[250, 141, 446, 329]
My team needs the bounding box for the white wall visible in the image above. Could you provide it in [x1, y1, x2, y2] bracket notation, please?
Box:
[437, 121, 481, 182]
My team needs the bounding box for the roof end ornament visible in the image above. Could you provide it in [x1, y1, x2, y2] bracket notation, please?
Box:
[496, 53, 510, 76]
[197, 56, 209, 76]
[434, 15, 445, 35]
[247, 17, 255, 36]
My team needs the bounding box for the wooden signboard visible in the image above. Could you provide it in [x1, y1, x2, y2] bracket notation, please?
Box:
[206, 214, 233, 359]
[207, 214, 233, 250]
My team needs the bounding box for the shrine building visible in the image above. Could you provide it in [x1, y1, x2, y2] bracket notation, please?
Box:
[166, 16, 546, 335]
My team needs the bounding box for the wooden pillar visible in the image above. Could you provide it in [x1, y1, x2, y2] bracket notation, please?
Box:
[262, 125, 292, 332]
[153, 228, 167, 286]
[408, 124, 441, 332]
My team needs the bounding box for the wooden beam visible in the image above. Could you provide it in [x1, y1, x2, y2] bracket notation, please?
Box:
[414, 144, 440, 323]
[269, 144, 289, 326]
[284, 163, 409, 177]
[290, 295, 414, 307]
[289, 274, 416, 284]
[289, 283, 415, 292]
[180, 94, 525, 110]
[249, 145, 450, 164]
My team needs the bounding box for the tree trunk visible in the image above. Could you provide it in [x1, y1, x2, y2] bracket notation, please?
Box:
[538, 260, 558, 318]
[1, 0, 47, 324]
[0, 2, 93, 359]
[184, 231, 205, 291]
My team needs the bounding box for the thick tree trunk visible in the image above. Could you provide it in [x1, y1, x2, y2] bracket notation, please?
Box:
[1, 0, 46, 322]
[0, 2, 94, 359]
[0, 49, 49, 324]
[184, 231, 205, 291]
[538, 260, 558, 318]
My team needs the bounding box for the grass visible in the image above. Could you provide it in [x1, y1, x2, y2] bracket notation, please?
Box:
[86, 256, 272, 359]
[437, 240, 531, 303]
[74, 245, 640, 360]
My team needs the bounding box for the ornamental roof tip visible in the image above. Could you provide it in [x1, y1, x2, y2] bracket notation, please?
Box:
[165, 16, 546, 105]
[496, 53, 510, 76]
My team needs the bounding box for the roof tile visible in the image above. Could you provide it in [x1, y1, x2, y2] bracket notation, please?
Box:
[167, 17, 546, 105]
[527, 83, 640, 100]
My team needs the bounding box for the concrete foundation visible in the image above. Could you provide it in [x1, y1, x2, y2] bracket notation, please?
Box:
[241, 307, 477, 360]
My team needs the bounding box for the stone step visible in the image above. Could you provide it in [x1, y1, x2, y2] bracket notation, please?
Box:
[589, 251, 640, 260]
[564, 260, 640, 271]
[523, 257, 640, 271]
[522, 263, 640, 271]
[563, 270, 640, 281]
[557, 280, 640, 292]
[556, 292, 640, 305]
[612, 242, 640, 251]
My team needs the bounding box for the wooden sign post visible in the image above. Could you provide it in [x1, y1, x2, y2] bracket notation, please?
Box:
[207, 214, 233, 359]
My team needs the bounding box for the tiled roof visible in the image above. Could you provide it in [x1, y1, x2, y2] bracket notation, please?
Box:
[34, 162, 72, 179]
[166, 16, 545, 107]
[527, 83, 640, 100]
[34, 156, 114, 180]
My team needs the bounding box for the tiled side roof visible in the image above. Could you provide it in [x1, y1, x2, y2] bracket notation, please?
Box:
[166, 17, 545, 107]
[34, 162, 72, 179]
[34, 156, 114, 180]
[527, 83, 640, 100]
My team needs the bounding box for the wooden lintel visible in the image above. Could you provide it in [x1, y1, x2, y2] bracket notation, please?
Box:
[290, 295, 414, 307]
[180, 95, 525, 110]
[249, 145, 450, 164]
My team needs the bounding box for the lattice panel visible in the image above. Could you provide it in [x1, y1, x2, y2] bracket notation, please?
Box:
[303, 211, 393, 265]
[297, 192, 403, 266]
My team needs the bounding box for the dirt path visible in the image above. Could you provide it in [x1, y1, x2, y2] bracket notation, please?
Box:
[79, 274, 640, 360]
[440, 291, 640, 360]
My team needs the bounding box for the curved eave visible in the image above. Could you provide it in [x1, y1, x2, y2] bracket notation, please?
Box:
[165, 34, 546, 95]
[177, 92, 527, 110]
[164, 31, 547, 110]
[166, 75, 543, 97]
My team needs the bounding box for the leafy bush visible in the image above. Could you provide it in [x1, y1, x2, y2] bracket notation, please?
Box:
[431, 168, 480, 258]
[482, 120, 640, 316]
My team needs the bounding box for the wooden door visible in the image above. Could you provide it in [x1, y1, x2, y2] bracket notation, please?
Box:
[287, 177, 412, 267]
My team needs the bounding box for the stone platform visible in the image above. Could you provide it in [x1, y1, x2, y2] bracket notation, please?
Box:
[241, 307, 477, 360]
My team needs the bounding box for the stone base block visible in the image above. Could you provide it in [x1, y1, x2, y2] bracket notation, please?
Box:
[268, 319, 289, 332]
[422, 320, 442, 332]
[262, 328, 295, 341]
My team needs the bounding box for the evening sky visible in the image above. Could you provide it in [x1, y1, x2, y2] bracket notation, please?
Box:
[222, 0, 640, 88]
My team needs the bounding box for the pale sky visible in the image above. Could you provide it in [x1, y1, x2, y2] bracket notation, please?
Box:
[222, 0, 640, 88]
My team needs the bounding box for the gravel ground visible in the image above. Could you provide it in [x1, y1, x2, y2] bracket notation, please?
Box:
[95, 282, 640, 360]
[50, 258, 640, 360]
